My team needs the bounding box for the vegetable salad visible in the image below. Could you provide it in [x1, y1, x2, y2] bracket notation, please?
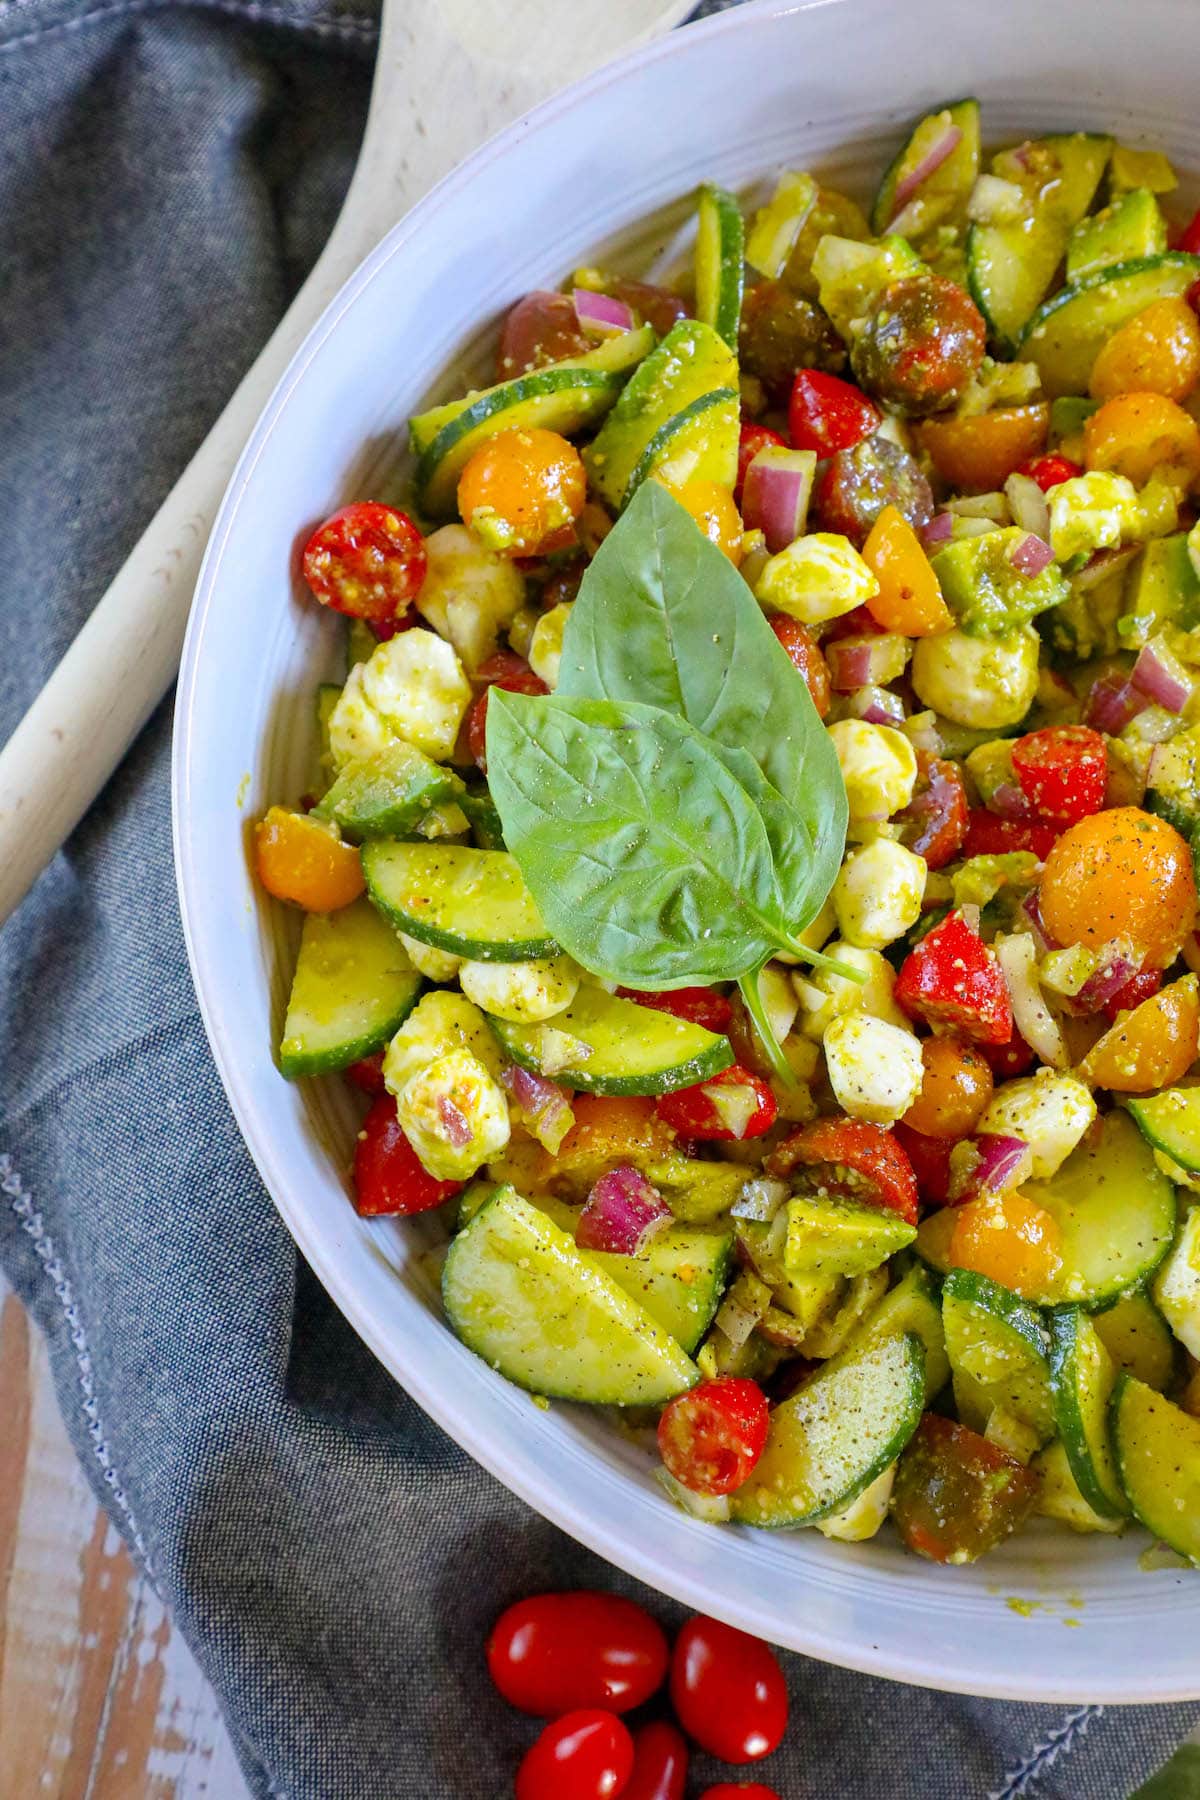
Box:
[257, 102, 1200, 1567]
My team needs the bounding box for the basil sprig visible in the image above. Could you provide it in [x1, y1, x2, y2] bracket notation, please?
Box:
[486, 484, 850, 1071]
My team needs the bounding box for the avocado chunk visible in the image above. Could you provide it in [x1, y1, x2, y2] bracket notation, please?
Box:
[1066, 188, 1167, 283]
[1119, 532, 1200, 647]
[931, 528, 1069, 635]
[1145, 722, 1200, 877]
[783, 1194, 916, 1279]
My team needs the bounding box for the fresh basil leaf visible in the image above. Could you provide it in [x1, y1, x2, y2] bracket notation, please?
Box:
[486, 690, 799, 986]
[558, 479, 847, 927]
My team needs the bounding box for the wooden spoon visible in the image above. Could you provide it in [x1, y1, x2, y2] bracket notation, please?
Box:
[0, 0, 693, 926]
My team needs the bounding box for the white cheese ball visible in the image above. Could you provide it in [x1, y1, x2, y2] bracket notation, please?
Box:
[833, 839, 927, 949]
[754, 532, 879, 624]
[793, 942, 912, 1040]
[978, 1071, 1096, 1180]
[823, 1011, 924, 1124]
[1048, 471, 1141, 563]
[415, 523, 526, 673]
[384, 990, 500, 1096]
[394, 1046, 510, 1181]
[910, 625, 1040, 730]
[397, 932, 462, 983]
[459, 954, 580, 1023]
[329, 628, 471, 767]
[827, 719, 918, 820]
[528, 602, 573, 690]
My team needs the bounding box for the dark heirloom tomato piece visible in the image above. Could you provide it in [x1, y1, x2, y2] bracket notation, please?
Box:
[962, 809, 1060, 861]
[767, 1117, 919, 1224]
[898, 751, 968, 869]
[816, 434, 934, 546]
[604, 276, 690, 336]
[1010, 725, 1107, 827]
[352, 1096, 462, 1217]
[497, 290, 592, 378]
[892, 1414, 1041, 1563]
[851, 273, 987, 417]
[738, 277, 846, 399]
[616, 985, 734, 1033]
[302, 502, 427, 623]
[894, 911, 1013, 1046]
[466, 652, 548, 772]
[658, 1377, 770, 1495]
[892, 1121, 954, 1206]
[766, 614, 832, 717]
[486, 1591, 668, 1716]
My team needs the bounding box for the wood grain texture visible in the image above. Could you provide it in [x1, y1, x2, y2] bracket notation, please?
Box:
[0, 1283, 251, 1799]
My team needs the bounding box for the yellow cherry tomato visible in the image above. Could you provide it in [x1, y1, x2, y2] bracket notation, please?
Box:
[457, 427, 586, 555]
[654, 476, 743, 564]
[255, 807, 364, 911]
[1079, 974, 1200, 1093]
[1039, 806, 1198, 970]
[1083, 391, 1200, 487]
[949, 1190, 1063, 1301]
[916, 404, 1049, 493]
[861, 504, 953, 636]
[1089, 298, 1200, 403]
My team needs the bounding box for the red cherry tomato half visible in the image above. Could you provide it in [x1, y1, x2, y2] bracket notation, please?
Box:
[657, 1378, 770, 1496]
[899, 752, 969, 870]
[616, 985, 734, 1034]
[344, 1051, 386, 1096]
[894, 910, 1013, 1046]
[1101, 965, 1163, 1023]
[486, 1591, 668, 1717]
[736, 422, 787, 505]
[1015, 453, 1083, 492]
[515, 1709, 634, 1800]
[654, 1066, 776, 1141]
[1177, 206, 1200, 258]
[352, 1096, 462, 1217]
[980, 1027, 1038, 1080]
[962, 808, 1060, 862]
[301, 502, 426, 623]
[892, 1121, 954, 1206]
[766, 614, 832, 719]
[466, 652, 548, 772]
[698, 1787, 783, 1800]
[788, 369, 879, 458]
[624, 1721, 688, 1800]
[768, 1117, 919, 1224]
[669, 1616, 788, 1765]
[1011, 725, 1107, 827]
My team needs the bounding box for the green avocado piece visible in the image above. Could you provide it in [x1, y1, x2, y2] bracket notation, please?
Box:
[1118, 532, 1200, 648]
[783, 1195, 916, 1279]
[931, 528, 1070, 635]
[1066, 188, 1167, 283]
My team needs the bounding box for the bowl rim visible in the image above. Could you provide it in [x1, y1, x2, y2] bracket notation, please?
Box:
[174, 0, 1200, 1703]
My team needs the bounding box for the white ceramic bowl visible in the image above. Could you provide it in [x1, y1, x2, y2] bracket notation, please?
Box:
[174, 0, 1200, 1700]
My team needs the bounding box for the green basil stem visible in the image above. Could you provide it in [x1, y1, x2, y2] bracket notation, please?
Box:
[737, 966, 798, 1089]
[776, 938, 867, 983]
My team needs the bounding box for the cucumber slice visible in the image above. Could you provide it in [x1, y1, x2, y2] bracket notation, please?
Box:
[411, 326, 655, 516]
[1128, 1086, 1200, 1174]
[695, 183, 745, 349]
[1020, 252, 1200, 397]
[441, 1184, 699, 1404]
[1066, 188, 1166, 283]
[456, 1187, 731, 1353]
[314, 743, 464, 840]
[967, 132, 1111, 352]
[1092, 1288, 1178, 1391]
[490, 985, 732, 1096]
[851, 1263, 950, 1398]
[311, 683, 341, 800]
[584, 320, 738, 511]
[457, 784, 506, 851]
[1152, 1206, 1200, 1362]
[942, 1269, 1055, 1444]
[730, 1331, 925, 1528]
[871, 98, 980, 240]
[362, 841, 555, 962]
[1025, 1110, 1177, 1306]
[1111, 1373, 1200, 1563]
[783, 1194, 915, 1279]
[1049, 1309, 1128, 1520]
[278, 899, 421, 1078]
[1033, 1438, 1126, 1534]
[624, 387, 740, 507]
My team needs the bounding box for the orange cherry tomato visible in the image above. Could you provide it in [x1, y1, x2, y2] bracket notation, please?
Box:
[550, 1095, 676, 1185]
[1083, 391, 1200, 487]
[948, 1190, 1063, 1300]
[861, 504, 953, 636]
[1089, 298, 1200, 403]
[254, 806, 364, 911]
[457, 427, 586, 555]
[902, 1036, 994, 1139]
[654, 476, 743, 563]
[1039, 806, 1198, 970]
[1078, 974, 1200, 1093]
[916, 404, 1050, 493]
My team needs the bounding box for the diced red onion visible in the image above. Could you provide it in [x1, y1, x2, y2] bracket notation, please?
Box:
[741, 447, 815, 552]
[731, 1176, 790, 1222]
[995, 932, 1068, 1069]
[989, 781, 1034, 822]
[1131, 637, 1193, 714]
[949, 491, 1009, 521]
[1075, 544, 1141, 592]
[735, 1209, 788, 1277]
[887, 122, 963, 223]
[438, 1096, 472, 1149]
[837, 684, 906, 726]
[923, 511, 954, 547]
[501, 1064, 574, 1153]
[1005, 471, 1051, 539]
[1008, 532, 1054, 577]
[576, 1165, 671, 1256]
[828, 634, 908, 693]
[1084, 673, 1147, 735]
[714, 1272, 772, 1349]
[1075, 937, 1141, 1013]
[948, 1133, 1033, 1203]
[903, 711, 943, 754]
[572, 286, 636, 338]
[1021, 890, 1057, 953]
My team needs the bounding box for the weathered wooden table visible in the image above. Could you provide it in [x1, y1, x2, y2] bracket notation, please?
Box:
[1, 1281, 252, 1797]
